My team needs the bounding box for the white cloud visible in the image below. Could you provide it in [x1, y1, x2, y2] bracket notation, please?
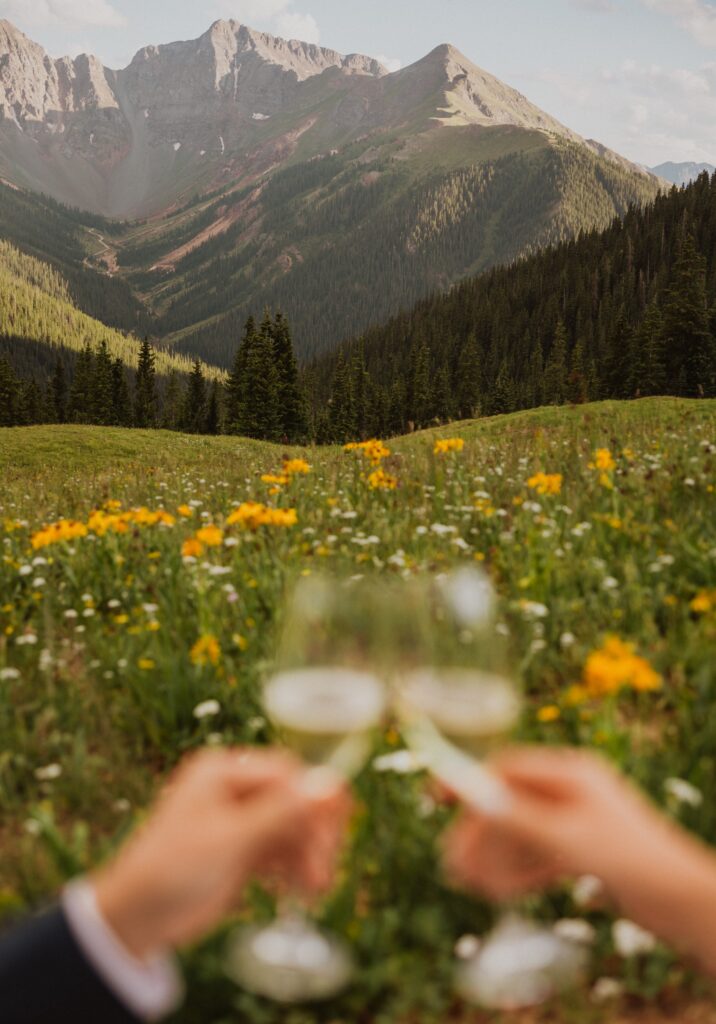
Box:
[0, 0, 126, 28]
[375, 54, 403, 73]
[214, 1, 320, 43]
[640, 0, 716, 46]
[531, 58, 716, 164]
[276, 11, 320, 43]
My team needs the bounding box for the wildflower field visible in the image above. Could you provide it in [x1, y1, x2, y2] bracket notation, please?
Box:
[2, 397, 716, 1023]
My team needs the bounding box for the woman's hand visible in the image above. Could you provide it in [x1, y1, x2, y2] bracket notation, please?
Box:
[94, 748, 351, 960]
[442, 746, 716, 973]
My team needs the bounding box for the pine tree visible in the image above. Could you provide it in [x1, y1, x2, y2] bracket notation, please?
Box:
[135, 338, 157, 427]
[183, 360, 207, 434]
[51, 359, 67, 423]
[0, 357, 18, 426]
[490, 361, 515, 414]
[635, 303, 667, 396]
[272, 312, 308, 441]
[542, 322, 568, 406]
[409, 341, 431, 428]
[18, 379, 42, 425]
[602, 316, 636, 399]
[112, 359, 132, 426]
[225, 316, 257, 435]
[92, 340, 115, 425]
[350, 344, 372, 440]
[206, 380, 222, 436]
[328, 354, 355, 442]
[661, 234, 715, 396]
[526, 343, 544, 408]
[433, 365, 453, 422]
[455, 333, 481, 418]
[566, 338, 588, 405]
[243, 330, 280, 440]
[69, 344, 94, 423]
[162, 370, 182, 431]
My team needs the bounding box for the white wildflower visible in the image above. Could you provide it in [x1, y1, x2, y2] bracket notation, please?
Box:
[454, 934, 481, 960]
[612, 919, 657, 957]
[35, 763, 62, 782]
[591, 977, 624, 1003]
[193, 699, 221, 720]
[572, 874, 605, 907]
[554, 919, 596, 945]
[664, 777, 703, 808]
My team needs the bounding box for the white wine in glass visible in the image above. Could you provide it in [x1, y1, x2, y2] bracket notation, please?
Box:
[393, 569, 587, 1008]
[265, 667, 386, 777]
[227, 576, 388, 1004]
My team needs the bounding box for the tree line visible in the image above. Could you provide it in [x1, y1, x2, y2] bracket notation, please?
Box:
[307, 171, 716, 441]
[0, 313, 308, 440]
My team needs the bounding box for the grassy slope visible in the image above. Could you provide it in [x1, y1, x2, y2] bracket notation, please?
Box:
[2, 397, 712, 506]
[2, 397, 716, 1024]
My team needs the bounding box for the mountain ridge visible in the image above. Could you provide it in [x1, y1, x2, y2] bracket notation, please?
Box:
[0, 18, 657, 217]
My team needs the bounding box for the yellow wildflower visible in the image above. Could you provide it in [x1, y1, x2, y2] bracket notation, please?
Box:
[138, 658, 155, 671]
[527, 472, 563, 496]
[583, 636, 661, 698]
[434, 438, 465, 455]
[344, 439, 391, 465]
[190, 634, 221, 667]
[195, 526, 224, 547]
[594, 449, 616, 472]
[691, 591, 715, 614]
[181, 538, 204, 558]
[537, 705, 561, 723]
[178, 505, 194, 518]
[367, 468, 398, 491]
[227, 503, 297, 530]
[31, 519, 88, 551]
[283, 458, 311, 475]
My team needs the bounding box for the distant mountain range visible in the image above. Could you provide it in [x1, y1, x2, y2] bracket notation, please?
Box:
[649, 162, 715, 187]
[0, 19, 664, 361]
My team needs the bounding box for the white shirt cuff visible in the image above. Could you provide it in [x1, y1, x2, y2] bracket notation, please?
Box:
[61, 878, 184, 1021]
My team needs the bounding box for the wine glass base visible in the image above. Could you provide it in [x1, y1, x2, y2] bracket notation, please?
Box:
[455, 915, 587, 1010]
[226, 916, 354, 1004]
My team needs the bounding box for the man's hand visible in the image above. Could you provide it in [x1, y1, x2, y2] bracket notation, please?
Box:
[94, 749, 351, 961]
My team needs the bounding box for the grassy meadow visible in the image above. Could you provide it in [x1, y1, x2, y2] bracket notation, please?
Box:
[2, 397, 716, 1022]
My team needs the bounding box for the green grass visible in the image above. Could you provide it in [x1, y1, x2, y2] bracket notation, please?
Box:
[2, 398, 716, 1022]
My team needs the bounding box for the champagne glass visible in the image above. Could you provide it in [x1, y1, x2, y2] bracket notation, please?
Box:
[392, 568, 587, 1009]
[227, 575, 388, 1004]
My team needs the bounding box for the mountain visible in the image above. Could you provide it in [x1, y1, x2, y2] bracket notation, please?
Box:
[0, 19, 664, 360]
[649, 162, 715, 187]
[310, 169, 716, 439]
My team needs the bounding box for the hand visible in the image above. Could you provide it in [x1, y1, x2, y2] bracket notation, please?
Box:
[94, 748, 351, 961]
[443, 746, 668, 899]
[442, 746, 716, 972]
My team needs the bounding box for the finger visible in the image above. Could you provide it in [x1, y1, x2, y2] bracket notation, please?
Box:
[491, 746, 614, 800]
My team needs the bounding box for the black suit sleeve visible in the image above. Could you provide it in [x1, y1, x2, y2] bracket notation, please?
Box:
[0, 905, 140, 1024]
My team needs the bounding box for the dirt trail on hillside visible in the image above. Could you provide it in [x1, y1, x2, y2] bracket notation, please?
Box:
[83, 228, 118, 275]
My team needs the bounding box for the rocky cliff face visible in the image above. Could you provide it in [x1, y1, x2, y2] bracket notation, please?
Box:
[0, 18, 654, 216]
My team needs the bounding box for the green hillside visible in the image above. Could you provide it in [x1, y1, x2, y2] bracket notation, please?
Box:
[310, 169, 716, 440]
[0, 241, 222, 382]
[132, 132, 662, 363]
[0, 182, 152, 336]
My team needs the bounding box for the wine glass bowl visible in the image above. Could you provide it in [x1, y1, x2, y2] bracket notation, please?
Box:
[227, 575, 389, 1004]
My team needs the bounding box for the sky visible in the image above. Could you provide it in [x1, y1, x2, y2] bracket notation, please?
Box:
[2, 0, 716, 166]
